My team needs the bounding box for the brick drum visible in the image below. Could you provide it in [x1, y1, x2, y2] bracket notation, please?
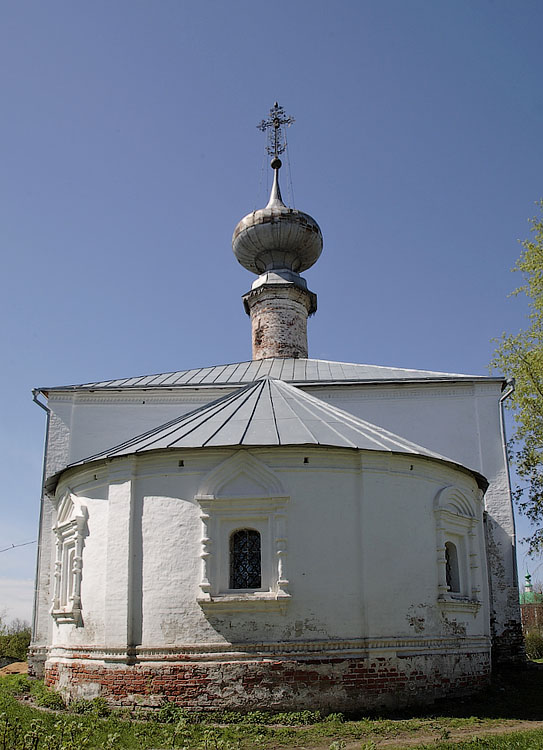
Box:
[244, 285, 314, 360]
[45, 652, 491, 711]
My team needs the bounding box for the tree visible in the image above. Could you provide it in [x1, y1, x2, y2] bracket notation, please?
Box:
[0, 611, 31, 661]
[492, 201, 543, 554]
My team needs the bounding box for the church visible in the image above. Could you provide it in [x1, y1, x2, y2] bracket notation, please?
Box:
[29, 105, 523, 711]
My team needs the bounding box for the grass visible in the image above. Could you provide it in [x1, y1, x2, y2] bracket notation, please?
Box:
[1, 665, 543, 749]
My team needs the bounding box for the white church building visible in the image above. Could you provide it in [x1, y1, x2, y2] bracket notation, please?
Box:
[30, 106, 523, 711]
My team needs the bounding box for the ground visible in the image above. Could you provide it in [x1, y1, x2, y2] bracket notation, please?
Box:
[2, 664, 543, 749]
[0, 661, 28, 676]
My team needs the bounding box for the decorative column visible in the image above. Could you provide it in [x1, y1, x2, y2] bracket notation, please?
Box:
[199, 511, 212, 600]
[468, 522, 480, 601]
[275, 510, 289, 598]
[435, 512, 449, 599]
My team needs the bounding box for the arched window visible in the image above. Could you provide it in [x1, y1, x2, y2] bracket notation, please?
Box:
[230, 529, 261, 590]
[445, 541, 460, 593]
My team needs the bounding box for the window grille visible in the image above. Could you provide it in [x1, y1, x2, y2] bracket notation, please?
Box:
[230, 529, 261, 589]
[445, 541, 460, 593]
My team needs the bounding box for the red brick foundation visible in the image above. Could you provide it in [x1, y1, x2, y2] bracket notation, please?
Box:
[45, 652, 491, 712]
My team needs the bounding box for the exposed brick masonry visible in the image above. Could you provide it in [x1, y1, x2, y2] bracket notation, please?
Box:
[46, 652, 491, 712]
[243, 285, 315, 360]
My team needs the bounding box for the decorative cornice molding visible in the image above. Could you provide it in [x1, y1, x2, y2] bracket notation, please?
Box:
[49, 391, 231, 406]
[319, 385, 478, 403]
[46, 635, 491, 664]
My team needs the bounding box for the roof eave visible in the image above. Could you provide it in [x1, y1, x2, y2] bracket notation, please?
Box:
[35, 376, 505, 395]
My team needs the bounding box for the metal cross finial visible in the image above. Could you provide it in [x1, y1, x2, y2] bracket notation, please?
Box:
[257, 102, 295, 159]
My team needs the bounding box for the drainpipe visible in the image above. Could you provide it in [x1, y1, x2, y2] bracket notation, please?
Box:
[499, 378, 518, 586]
[31, 389, 51, 644]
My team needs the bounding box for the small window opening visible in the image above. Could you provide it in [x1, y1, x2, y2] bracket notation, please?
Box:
[445, 541, 460, 593]
[178, 460, 184, 467]
[303, 457, 309, 464]
[229, 529, 261, 589]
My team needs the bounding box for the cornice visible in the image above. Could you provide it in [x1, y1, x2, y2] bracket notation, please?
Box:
[63, 391, 229, 406]
[47, 635, 491, 664]
[43, 380, 501, 406]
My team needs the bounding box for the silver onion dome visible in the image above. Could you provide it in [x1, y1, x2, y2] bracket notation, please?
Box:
[232, 159, 323, 276]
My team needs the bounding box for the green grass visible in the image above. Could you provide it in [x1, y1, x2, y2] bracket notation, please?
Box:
[1, 667, 543, 749]
[410, 732, 543, 749]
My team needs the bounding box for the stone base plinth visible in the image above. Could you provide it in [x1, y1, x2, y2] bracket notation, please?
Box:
[45, 650, 491, 712]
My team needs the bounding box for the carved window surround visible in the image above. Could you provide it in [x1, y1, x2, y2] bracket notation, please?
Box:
[51, 490, 88, 625]
[435, 486, 482, 606]
[195, 451, 290, 613]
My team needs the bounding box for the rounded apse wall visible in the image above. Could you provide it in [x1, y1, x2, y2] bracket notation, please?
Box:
[43, 446, 490, 710]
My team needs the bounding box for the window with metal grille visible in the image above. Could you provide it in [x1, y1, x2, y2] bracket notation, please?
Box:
[445, 541, 460, 593]
[229, 529, 261, 590]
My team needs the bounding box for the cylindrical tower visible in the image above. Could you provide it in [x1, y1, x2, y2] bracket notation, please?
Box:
[232, 151, 323, 359]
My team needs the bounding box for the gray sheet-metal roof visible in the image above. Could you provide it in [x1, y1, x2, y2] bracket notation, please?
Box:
[57, 379, 486, 490]
[39, 357, 498, 393]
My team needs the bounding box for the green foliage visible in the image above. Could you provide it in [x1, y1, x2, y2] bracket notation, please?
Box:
[30, 680, 66, 710]
[324, 712, 345, 723]
[155, 707, 323, 726]
[428, 733, 543, 749]
[69, 697, 110, 717]
[202, 708, 322, 726]
[524, 630, 543, 659]
[491, 201, 543, 554]
[274, 709, 323, 725]
[0, 614, 31, 662]
[156, 700, 190, 724]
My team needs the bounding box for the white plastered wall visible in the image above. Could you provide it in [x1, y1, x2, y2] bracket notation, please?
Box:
[308, 380, 518, 655]
[33, 377, 516, 662]
[46, 447, 489, 655]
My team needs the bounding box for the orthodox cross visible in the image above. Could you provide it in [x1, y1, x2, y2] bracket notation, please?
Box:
[257, 102, 295, 158]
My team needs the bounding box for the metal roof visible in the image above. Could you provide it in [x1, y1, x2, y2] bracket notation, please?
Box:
[39, 357, 498, 393]
[56, 378, 486, 490]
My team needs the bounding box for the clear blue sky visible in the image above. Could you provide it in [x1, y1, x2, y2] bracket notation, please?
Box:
[1, 0, 542, 621]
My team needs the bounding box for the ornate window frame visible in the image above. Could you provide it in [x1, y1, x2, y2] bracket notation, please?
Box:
[195, 451, 290, 613]
[434, 485, 481, 612]
[51, 490, 88, 625]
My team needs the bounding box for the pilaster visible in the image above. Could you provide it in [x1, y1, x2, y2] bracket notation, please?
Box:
[105, 458, 137, 650]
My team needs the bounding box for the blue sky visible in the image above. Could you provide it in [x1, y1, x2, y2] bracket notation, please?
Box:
[1, 0, 543, 621]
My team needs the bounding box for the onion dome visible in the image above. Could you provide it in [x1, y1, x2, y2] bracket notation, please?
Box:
[232, 158, 323, 275]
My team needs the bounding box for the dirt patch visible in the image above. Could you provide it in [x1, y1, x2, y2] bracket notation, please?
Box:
[0, 661, 28, 676]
